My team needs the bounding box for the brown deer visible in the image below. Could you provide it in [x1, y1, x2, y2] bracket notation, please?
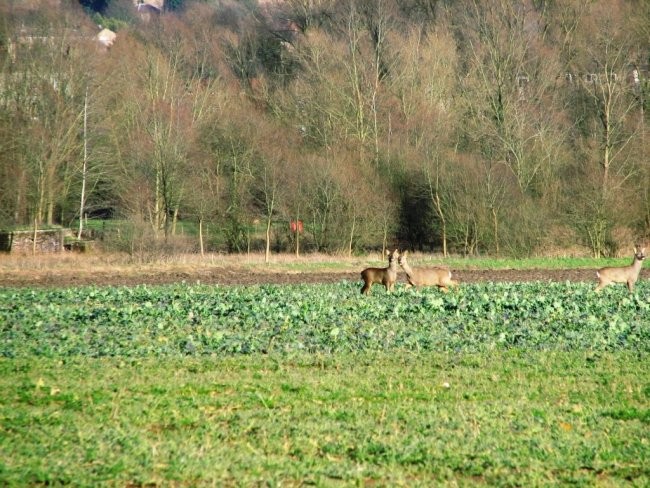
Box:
[398, 251, 457, 292]
[360, 249, 400, 295]
[595, 247, 646, 292]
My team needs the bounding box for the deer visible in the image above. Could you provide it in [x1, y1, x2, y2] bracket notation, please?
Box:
[360, 249, 400, 295]
[595, 247, 646, 292]
[398, 251, 457, 293]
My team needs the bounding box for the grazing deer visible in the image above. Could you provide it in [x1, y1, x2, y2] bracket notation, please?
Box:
[595, 247, 646, 292]
[398, 251, 457, 293]
[360, 249, 400, 295]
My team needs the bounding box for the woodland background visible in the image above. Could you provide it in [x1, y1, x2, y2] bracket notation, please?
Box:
[0, 0, 648, 258]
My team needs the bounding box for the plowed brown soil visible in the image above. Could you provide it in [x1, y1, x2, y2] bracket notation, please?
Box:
[2, 266, 647, 288]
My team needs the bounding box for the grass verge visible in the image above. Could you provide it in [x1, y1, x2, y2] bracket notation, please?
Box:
[0, 250, 643, 276]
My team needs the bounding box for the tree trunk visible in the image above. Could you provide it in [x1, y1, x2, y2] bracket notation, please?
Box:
[348, 214, 356, 257]
[492, 207, 499, 257]
[295, 216, 300, 258]
[14, 170, 26, 223]
[601, 105, 611, 192]
[37, 164, 46, 225]
[47, 200, 54, 226]
[198, 216, 204, 256]
[265, 216, 272, 264]
[433, 192, 448, 258]
[78, 88, 88, 240]
[32, 217, 38, 255]
[172, 207, 179, 236]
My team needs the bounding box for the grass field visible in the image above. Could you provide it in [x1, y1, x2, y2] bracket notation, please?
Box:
[1, 256, 649, 486]
[2, 352, 649, 486]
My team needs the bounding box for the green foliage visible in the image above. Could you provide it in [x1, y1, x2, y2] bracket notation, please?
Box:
[222, 214, 246, 252]
[1, 281, 649, 358]
[90, 13, 131, 32]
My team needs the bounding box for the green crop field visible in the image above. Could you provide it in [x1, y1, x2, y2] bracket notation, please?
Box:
[1, 281, 649, 486]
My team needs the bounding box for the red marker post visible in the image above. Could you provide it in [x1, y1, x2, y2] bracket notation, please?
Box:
[290, 220, 303, 256]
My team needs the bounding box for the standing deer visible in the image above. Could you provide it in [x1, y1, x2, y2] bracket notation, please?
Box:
[398, 251, 457, 292]
[595, 247, 646, 292]
[360, 249, 400, 295]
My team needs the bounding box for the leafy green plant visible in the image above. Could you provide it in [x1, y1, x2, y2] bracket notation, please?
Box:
[1, 281, 648, 358]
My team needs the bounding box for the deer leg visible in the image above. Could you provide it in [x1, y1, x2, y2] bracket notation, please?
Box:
[627, 281, 634, 292]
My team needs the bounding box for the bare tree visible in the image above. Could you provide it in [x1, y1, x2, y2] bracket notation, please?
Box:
[391, 24, 459, 255]
[103, 27, 218, 246]
[0, 13, 94, 227]
[453, 0, 567, 254]
[565, 1, 645, 255]
[251, 151, 286, 263]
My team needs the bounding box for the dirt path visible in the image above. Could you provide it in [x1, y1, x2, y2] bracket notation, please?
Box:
[3, 267, 647, 288]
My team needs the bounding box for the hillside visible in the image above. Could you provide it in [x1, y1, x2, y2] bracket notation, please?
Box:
[0, 0, 648, 258]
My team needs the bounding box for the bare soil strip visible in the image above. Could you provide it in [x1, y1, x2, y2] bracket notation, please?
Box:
[3, 267, 647, 288]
